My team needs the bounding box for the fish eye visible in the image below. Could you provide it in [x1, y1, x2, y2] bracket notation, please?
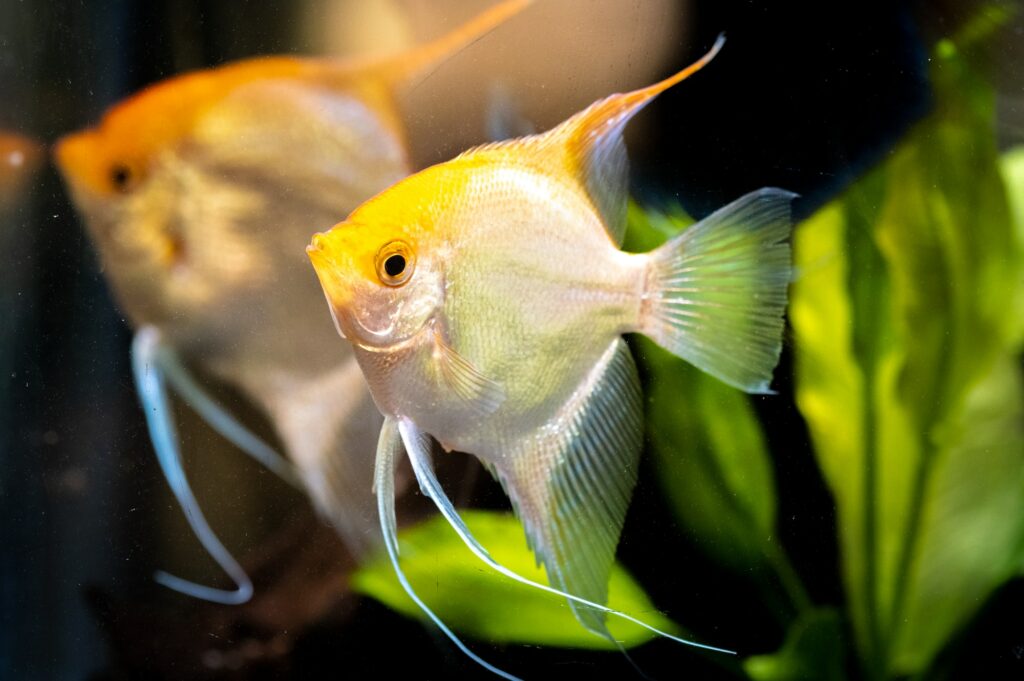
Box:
[375, 240, 414, 287]
[384, 254, 406, 277]
[109, 163, 136, 193]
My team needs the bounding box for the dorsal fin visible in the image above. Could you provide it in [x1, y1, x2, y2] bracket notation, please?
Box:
[451, 34, 724, 245]
[553, 33, 725, 243]
[349, 0, 531, 89]
[305, 0, 530, 141]
[454, 34, 724, 245]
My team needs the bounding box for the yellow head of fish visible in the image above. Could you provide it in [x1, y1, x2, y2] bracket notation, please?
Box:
[307, 170, 459, 350]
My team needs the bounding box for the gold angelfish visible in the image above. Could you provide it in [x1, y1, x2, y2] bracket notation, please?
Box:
[0, 132, 43, 211]
[308, 35, 793, 677]
[55, 0, 530, 605]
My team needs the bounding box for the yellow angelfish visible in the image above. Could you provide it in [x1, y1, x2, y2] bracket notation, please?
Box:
[0, 132, 43, 211]
[309, 35, 793, 677]
[54, 0, 530, 605]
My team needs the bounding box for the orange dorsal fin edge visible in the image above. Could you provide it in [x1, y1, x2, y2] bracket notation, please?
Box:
[309, 0, 531, 141]
[557, 33, 726, 243]
[346, 0, 531, 89]
[562, 32, 726, 153]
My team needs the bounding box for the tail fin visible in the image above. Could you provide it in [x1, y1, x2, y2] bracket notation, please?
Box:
[639, 188, 795, 393]
[368, 0, 531, 87]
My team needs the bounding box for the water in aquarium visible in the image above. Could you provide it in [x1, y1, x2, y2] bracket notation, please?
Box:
[2, 1, 1022, 679]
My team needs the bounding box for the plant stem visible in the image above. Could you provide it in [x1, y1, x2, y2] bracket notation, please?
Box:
[862, 370, 885, 680]
[763, 537, 813, 615]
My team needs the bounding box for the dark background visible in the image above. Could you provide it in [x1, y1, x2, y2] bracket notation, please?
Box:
[1, 0, 1020, 679]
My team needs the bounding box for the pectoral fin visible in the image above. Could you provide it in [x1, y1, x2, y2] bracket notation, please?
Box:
[433, 331, 506, 416]
[491, 338, 643, 635]
[374, 417, 521, 681]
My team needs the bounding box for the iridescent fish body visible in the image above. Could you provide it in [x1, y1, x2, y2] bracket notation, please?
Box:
[309, 35, 793, 676]
[55, 0, 530, 603]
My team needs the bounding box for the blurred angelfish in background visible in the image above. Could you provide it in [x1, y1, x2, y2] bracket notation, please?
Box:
[0, 132, 43, 212]
[309, 34, 794, 677]
[55, 0, 530, 605]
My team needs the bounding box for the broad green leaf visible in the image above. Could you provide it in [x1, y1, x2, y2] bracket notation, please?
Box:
[743, 609, 847, 681]
[1003, 146, 1024, 245]
[636, 339, 785, 576]
[791, 40, 1024, 678]
[624, 203, 802, 613]
[351, 510, 678, 649]
[896, 354, 1024, 669]
[999, 146, 1024, 347]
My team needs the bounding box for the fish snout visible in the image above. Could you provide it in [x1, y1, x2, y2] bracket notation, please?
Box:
[52, 131, 105, 196]
[307, 230, 354, 310]
[52, 132, 85, 179]
[306, 231, 339, 283]
[306, 231, 331, 261]
[307, 235, 354, 342]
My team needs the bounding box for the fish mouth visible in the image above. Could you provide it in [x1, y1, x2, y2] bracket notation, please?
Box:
[320, 298, 416, 353]
[308, 233, 385, 346]
[307, 238, 352, 340]
[346, 307, 397, 344]
[53, 132, 90, 185]
[307, 233, 346, 298]
[53, 130, 110, 198]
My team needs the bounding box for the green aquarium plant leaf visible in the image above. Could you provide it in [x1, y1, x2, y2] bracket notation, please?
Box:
[791, 39, 1024, 679]
[743, 609, 847, 681]
[999, 146, 1024, 347]
[902, 353, 1024, 669]
[351, 509, 678, 649]
[625, 203, 809, 619]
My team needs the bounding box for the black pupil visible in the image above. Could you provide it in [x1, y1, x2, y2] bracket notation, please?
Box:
[110, 164, 132, 190]
[384, 254, 406, 278]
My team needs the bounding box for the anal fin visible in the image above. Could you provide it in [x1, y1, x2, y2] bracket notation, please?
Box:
[493, 338, 643, 635]
[399, 415, 733, 653]
[374, 417, 521, 681]
[252, 360, 384, 557]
